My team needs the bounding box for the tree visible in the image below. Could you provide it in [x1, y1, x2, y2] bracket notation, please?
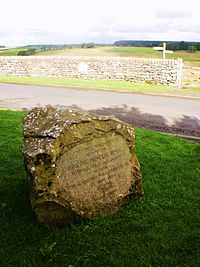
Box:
[179, 41, 187, 50]
[81, 43, 95, 48]
[18, 50, 28, 56]
[167, 42, 179, 51]
[188, 45, 197, 53]
[18, 48, 36, 56]
[146, 42, 153, 47]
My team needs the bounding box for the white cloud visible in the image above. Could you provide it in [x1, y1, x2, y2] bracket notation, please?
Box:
[155, 9, 190, 19]
[0, 0, 200, 46]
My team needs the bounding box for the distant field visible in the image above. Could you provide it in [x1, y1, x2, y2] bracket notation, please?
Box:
[35, 46, 169, 58]
[35, 46, 157, 57]
[0, 46, 40, 56]
[175, 50, 200, 67]
[1, 46, 200, 66]
[35, 46, 200, 67]
[0, 47, 29, 56]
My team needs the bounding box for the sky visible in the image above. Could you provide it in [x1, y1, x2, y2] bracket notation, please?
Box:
[0, 0, 200, 47]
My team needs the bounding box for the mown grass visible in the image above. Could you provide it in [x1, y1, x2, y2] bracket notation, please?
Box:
[0, 75, 175, 92]
[0, 110, 200, 267]
[1, 75, 199, 93]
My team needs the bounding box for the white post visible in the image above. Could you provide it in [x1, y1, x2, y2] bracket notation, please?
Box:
[162, 42, 166, 59]
[153, 43, 173, 59]
[177, 58, 183, 90]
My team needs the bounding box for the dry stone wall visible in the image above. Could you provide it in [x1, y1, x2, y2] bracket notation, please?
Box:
[0, 56, 183, 87]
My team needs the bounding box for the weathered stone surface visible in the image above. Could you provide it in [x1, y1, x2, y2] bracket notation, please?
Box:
[23, 105, 142, 225]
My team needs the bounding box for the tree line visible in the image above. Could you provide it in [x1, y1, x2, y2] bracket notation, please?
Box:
[17, 43, 96, 56]
[114, 40, 200, 51]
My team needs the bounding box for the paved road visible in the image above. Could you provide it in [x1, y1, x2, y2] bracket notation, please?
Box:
[0, 83, 200, 137]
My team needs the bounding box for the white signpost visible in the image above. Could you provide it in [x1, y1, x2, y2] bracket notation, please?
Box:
[153, 42, 173, 59]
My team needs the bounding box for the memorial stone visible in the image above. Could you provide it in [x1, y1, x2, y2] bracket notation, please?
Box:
[23, 105, 142, 225]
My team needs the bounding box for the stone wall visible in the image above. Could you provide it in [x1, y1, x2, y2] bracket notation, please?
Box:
[0, 56, 183, 87]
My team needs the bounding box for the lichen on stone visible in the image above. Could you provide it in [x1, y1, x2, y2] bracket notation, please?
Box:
[23, 105, 143, 226]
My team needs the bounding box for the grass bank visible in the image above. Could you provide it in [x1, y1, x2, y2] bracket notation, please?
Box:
[0, 75, 176, 92]
[0, 75, 199, 93]
[0, 110, 199, 266]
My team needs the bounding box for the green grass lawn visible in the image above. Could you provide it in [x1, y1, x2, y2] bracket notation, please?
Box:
[0, 75, 199, 93]
[0, 75, 175, 92]
[0, 110, 199, 267]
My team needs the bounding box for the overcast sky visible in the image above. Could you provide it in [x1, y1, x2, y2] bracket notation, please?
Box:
[1, 0, 200, 46]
